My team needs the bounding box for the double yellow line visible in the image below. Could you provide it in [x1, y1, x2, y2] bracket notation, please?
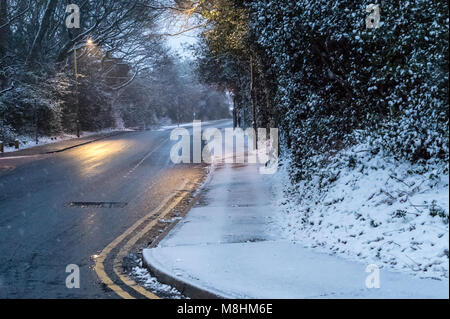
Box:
[94, 181, 189, 299]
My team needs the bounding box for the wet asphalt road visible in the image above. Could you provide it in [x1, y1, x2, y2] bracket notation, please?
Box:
[0, 120, 231, 298]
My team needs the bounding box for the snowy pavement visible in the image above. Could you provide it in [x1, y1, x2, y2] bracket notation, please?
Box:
[143, 162, 449, 299]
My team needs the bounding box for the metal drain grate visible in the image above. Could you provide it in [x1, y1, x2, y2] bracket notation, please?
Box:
[67, 202, 128, 208]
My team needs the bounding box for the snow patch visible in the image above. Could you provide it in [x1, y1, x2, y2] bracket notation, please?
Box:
[131, 265, 185, 299]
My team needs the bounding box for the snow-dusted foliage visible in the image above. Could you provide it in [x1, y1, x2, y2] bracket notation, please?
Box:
[0, 118, 14, 142]
[0, 69, 71, 139]
[0, 65, 117, 142]
[248, 0, 448, 179]
[241, 0, 448, 278]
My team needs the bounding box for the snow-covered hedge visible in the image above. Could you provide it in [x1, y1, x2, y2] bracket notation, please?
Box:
[243, 0, 448, 278]
[248, 0, 448, 180]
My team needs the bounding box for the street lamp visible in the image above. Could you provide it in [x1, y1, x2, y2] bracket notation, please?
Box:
[74, 42, 80, 138]
[73, 38, 94, 138]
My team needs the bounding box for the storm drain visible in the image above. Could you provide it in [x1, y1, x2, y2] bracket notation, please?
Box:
[67, 202, 128, 208]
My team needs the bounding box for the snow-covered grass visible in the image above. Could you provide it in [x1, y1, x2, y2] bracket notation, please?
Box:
[277, 144, 449, 280]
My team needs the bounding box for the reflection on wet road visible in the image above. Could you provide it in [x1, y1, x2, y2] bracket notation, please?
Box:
[0, 120, 231, 298]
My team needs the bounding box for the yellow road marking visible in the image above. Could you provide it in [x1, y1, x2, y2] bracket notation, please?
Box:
[94, 180, 188, 299]
[112, 190, 189, 299]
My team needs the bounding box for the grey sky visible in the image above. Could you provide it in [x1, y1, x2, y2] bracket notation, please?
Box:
[156, 2, 202, 58]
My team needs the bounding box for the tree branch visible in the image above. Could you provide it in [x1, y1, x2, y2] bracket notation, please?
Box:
[111, 67, 150, 91]
[0, 0, 31, 30]
[0, 82, 14, 96]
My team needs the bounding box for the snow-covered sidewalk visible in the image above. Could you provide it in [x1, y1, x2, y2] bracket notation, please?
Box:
[143, 162, 449, 298]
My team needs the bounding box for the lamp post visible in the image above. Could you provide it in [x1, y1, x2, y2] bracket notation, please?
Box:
[73, 39, 94, 138]
[74, 43, 80, 138]
[34, 98, 39, 145]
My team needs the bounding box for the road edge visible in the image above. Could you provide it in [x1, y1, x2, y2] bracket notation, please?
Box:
[0, 130, 133, 158]
[141, 163, 227, 299]
[95, 164, 214, 299]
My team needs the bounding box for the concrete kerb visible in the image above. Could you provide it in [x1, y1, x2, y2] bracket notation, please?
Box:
[0, 131, 133, 157]
[142, 251, 225, 299]
[142, 163, 226, 300]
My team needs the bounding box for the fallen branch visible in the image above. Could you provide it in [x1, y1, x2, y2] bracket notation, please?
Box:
[408, 199, 424, 215]
[389, 174, 412, 188]
[0, 82, 14, 96]
[380, 189, 396, 200]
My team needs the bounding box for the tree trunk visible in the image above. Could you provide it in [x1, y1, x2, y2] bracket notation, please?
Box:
[0, 0, 8, 57]
[26, 0, 58, 66]
[0, 0, 8, 89]
[250, 56, 258, 148]
[233, 95, 237, 129]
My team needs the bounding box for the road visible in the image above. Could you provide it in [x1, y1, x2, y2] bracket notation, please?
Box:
[0, 120, 231, 298]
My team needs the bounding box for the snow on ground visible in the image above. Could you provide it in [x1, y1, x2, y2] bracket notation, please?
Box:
[145, 240, 448, 299]
[277, 143, 449, 280]
[144, 160, 449, 298]
[156, 120, 219, 131]
[131, 265, 185, 299]
[1, 128, 129, 153]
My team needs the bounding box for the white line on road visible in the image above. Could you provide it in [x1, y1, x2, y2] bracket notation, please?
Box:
[123, 138, 169, 178]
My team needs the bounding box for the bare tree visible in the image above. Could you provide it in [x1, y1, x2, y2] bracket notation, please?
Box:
[26, 0, 59, 65]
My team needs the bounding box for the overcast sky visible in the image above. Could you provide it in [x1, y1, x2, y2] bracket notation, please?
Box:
[165, 30, 199, 57]
[157, 4, 202, 58]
